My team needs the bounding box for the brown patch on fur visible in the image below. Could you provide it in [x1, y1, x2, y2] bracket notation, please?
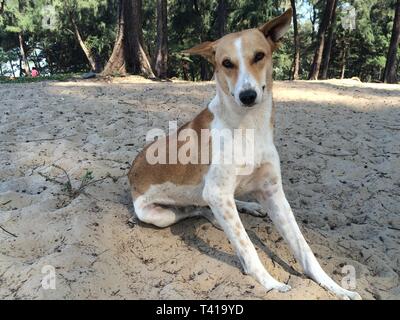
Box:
[128, 108, 214, 198]
[227, 199, 234, 208]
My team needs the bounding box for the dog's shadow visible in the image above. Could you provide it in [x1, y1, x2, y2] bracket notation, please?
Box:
[129, 201, 303, 278]
[172, 216, 303, 277]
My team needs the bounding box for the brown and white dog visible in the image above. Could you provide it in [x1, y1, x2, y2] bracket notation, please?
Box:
[128, 8, 361, 300]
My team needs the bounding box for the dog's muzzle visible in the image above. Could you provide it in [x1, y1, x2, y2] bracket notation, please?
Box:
[239, 89, 257, 107]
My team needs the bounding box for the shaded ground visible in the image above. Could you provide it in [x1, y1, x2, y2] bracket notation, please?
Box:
[0, 77, 399, 299]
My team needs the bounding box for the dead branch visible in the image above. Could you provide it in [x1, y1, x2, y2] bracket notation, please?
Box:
[25, 134, 77, 143]
[0, 225, 17, 238]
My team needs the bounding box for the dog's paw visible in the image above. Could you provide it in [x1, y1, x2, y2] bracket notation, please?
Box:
[273, 283, 292, 293]
[236, 201, 267, 217]
[338, 290, 362, 300]
[267, 282, 292, 293]
[261, 279, 292, 293]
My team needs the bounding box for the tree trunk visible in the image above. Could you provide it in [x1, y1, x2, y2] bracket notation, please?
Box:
[130, 0, 155, 77]
[181, 60, 189, 80]
[33, 49, 42, 72]
[383, 0, 400, 83]
[216, 0, 228, 38]
[43, 47, 54, 75]
[340, 47, 347, 79]
[311, 5, 317, 43]
[290, 0, 300, 80]
[308, 0, 336, 80]
[103, 0, 155, 77]
[9, 59, 15, 77]
[193, 0, 212, 81]
[71, 17, 101, 72]
[320, 0, 338, 80]
[0, 0, 4, 14]
[155, 0, 168, 79]
[102, 0, 126, 75]
[0, 64, 3, 76]
[18, 33, 30, 77]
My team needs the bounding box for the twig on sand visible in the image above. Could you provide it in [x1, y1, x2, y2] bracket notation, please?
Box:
[25, 134, 77, 143]
[52, 164, 74, 194]
[1, 200, 12, 206]
[118, 100, 137, 106]
[0, 225, 17, 238]
[313, 150, 357, 157]
[383, 125, 400, 131]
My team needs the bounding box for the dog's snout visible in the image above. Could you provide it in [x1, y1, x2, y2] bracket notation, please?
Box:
[239, 89, 257, 106]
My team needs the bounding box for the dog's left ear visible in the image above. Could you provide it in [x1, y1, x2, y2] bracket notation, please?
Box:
[259, 8, 293, 44]
[182, 41, 218, 65]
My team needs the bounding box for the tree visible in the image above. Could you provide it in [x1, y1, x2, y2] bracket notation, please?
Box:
[55, 0, 107, 72]
[290, 0, 300, 80]
[308, 0, 337, 80]
[0, 0, 35, 77]
[102, 0, 155, 77]
[155, 0, 168, 79]
[383, 0, 400, 83]
[71, 16, 100, 72]
[216, 0, 228, 38]
[18, 32, 29, 75]
[320, 0, 338, 80]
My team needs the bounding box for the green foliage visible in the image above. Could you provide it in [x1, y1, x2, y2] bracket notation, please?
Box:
[0, 0, 398, 81]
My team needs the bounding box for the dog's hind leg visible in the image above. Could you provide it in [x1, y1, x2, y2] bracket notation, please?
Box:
[235, 200, 267, 217]
[134, 202, 195, 228]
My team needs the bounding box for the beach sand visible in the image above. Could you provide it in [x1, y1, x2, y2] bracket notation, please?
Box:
[0, 76, 399, 299]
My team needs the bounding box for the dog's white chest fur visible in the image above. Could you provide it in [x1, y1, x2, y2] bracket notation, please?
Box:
[207, 93, 279, 195]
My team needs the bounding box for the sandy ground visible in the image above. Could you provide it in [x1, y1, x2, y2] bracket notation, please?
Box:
[0, 76, 399, 300]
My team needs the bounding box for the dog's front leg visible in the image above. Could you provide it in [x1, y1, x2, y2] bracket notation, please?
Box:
[255, 173, 362, 300]
[203, 178, 291, 293]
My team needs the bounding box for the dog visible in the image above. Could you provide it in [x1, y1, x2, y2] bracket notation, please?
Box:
[128, 8, 361, 300]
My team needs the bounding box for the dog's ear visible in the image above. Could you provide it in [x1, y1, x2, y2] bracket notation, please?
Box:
[182, 41, 217, 65]
[259, 8, 292, 45]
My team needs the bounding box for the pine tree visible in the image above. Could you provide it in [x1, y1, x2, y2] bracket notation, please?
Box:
[102, 0, 155, 77]
[155, 0, 168, 79]
[383, 0, 400, 83]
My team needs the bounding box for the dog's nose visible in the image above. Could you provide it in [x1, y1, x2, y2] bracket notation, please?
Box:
[239, 89, 257, 106]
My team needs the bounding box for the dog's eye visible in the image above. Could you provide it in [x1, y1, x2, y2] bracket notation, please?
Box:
[222, 59, 234, 69]
[254, 52, 265, 63]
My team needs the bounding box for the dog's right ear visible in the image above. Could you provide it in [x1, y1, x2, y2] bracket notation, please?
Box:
[181, 41, 217, 65]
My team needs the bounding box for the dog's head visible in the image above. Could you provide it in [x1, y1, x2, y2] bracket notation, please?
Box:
[183, 8, 292, 108]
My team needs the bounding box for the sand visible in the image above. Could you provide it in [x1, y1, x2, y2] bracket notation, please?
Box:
[0, 76, 399, 300]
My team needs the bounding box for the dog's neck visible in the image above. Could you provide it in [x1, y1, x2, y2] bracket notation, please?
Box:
[209, 83, 274, 135]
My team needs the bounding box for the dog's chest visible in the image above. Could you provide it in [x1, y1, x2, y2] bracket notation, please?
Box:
[234, 139, 278, 195]
[209, 111, 278, 195]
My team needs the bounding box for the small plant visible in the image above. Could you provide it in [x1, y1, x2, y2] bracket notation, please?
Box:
[39, 165, 114, 199]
